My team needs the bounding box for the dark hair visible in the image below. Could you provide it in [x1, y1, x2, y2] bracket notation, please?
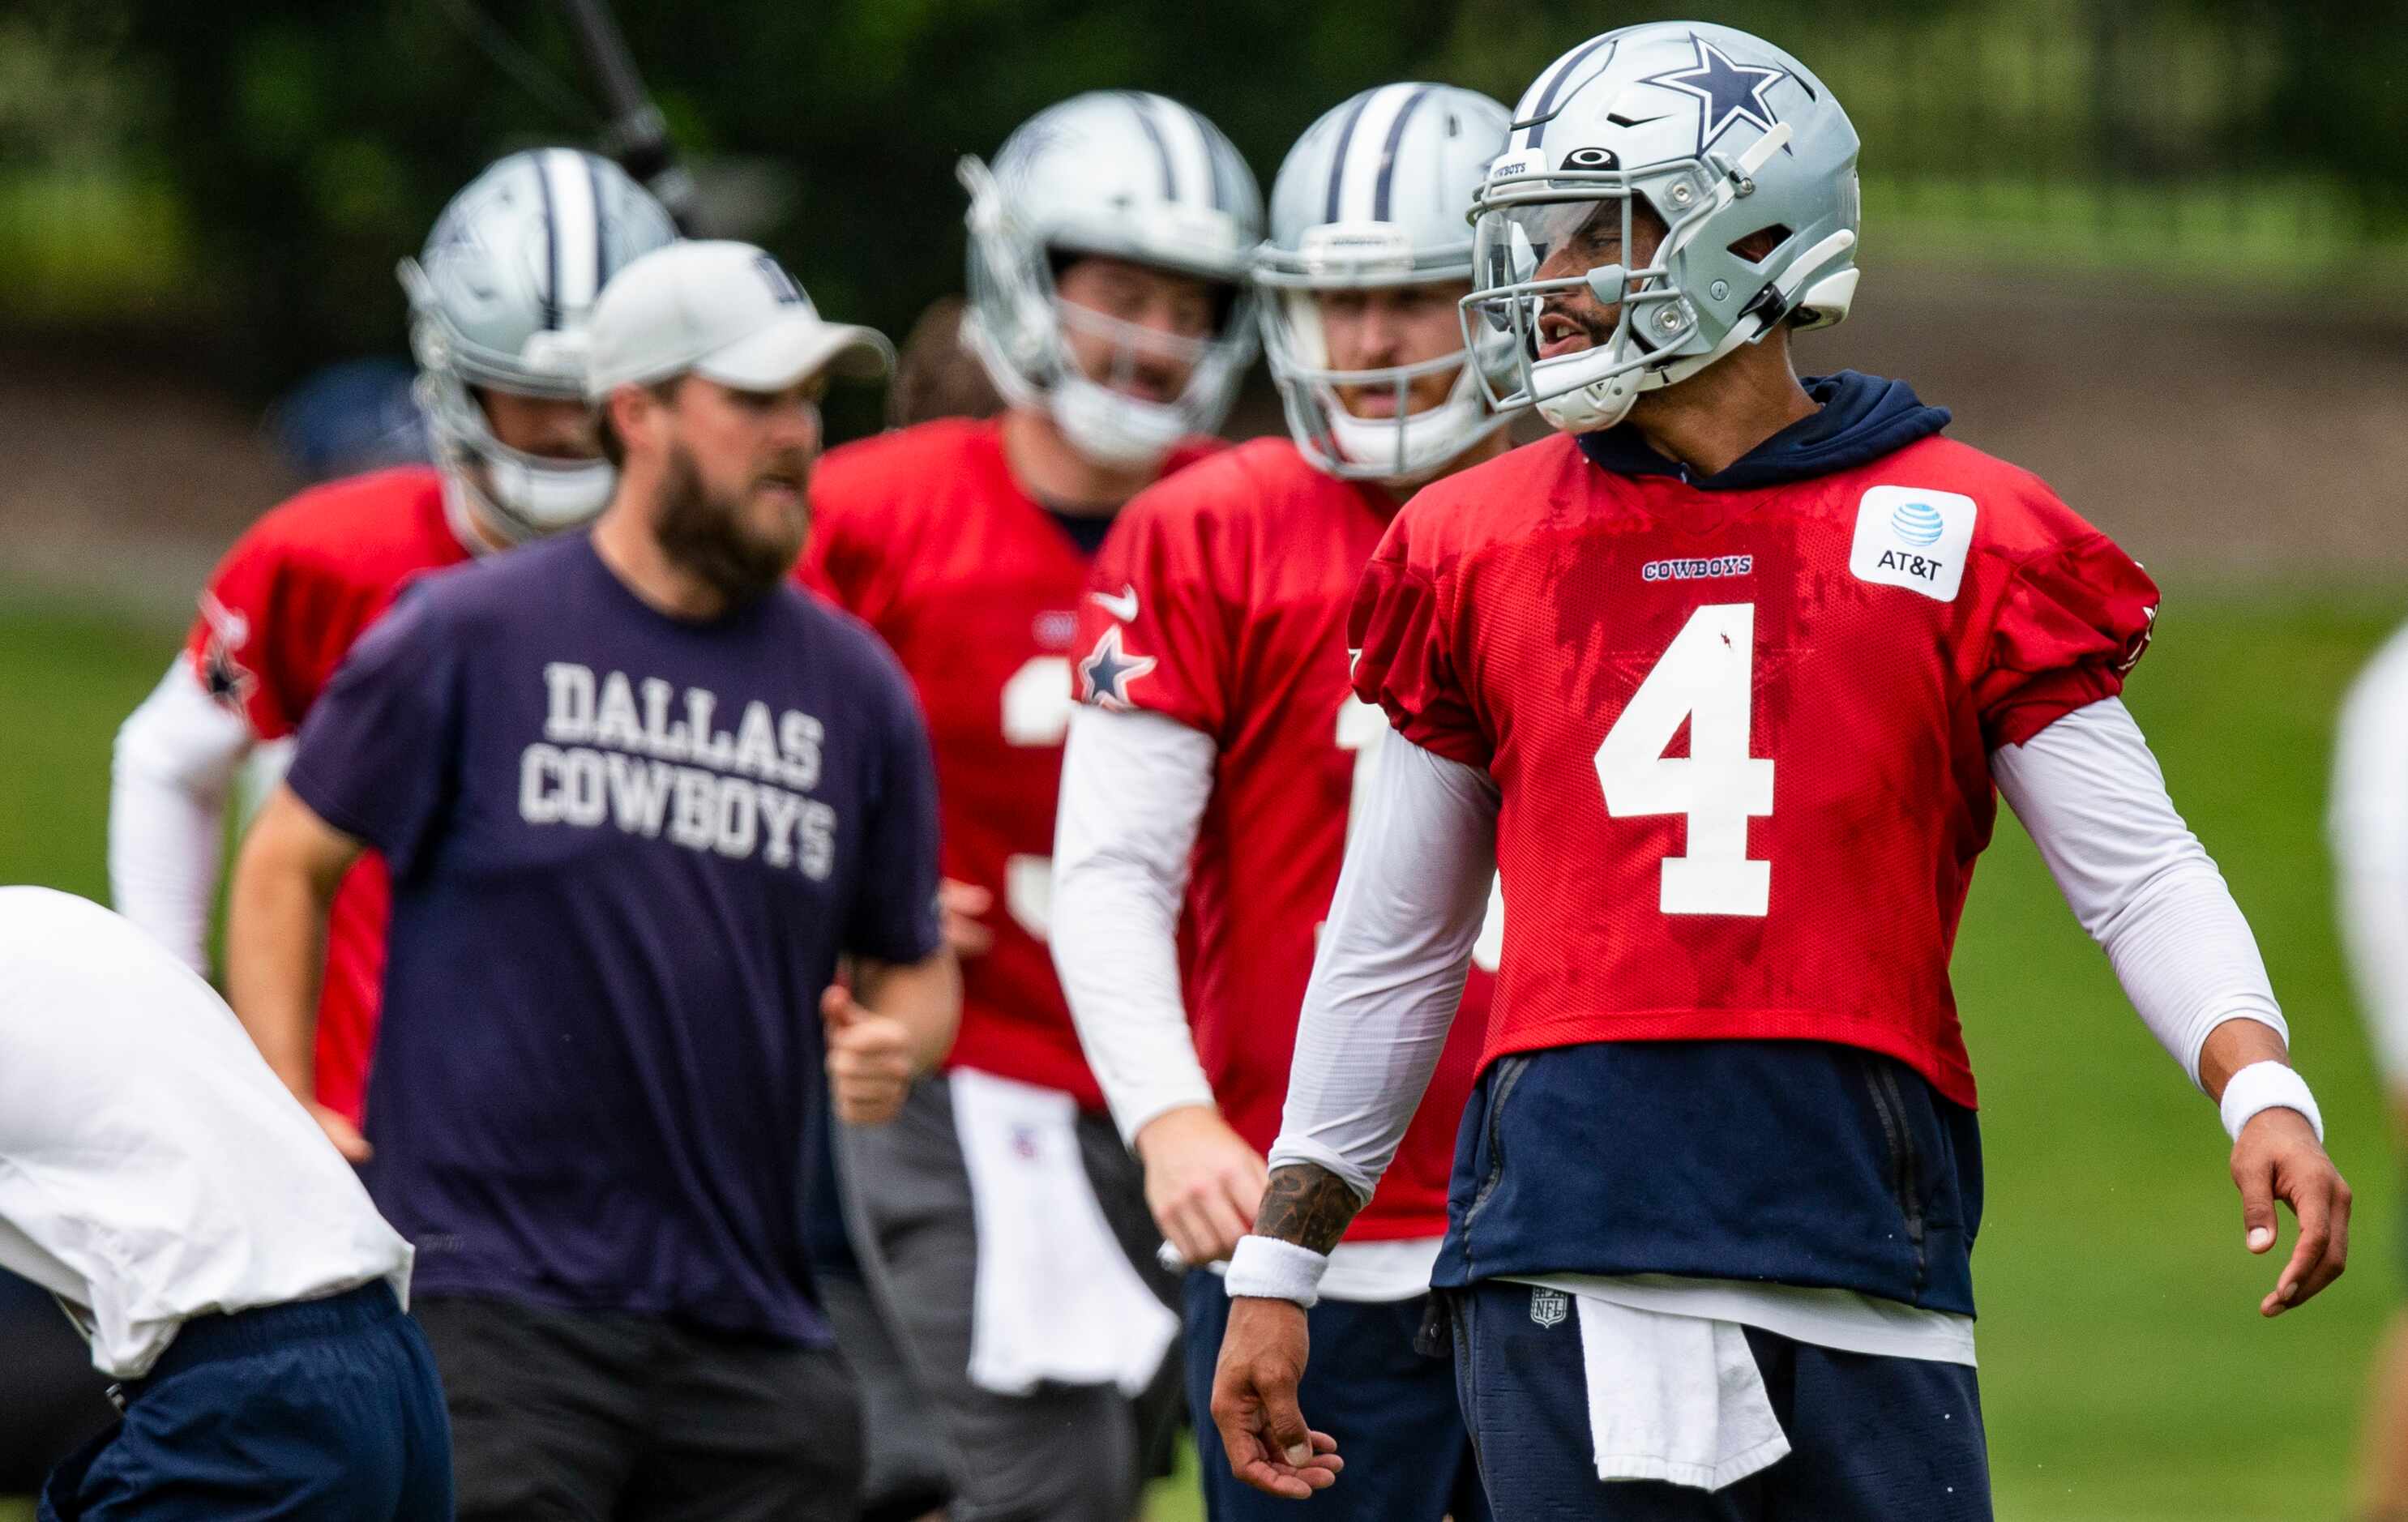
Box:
[596, 377, 685, 468]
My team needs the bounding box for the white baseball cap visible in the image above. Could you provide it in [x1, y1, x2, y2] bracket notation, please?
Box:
[583, 239, 893, 399]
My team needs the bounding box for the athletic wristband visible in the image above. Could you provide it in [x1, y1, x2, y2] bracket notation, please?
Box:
[1224, 1235, 1329, 1308]
[2219, 1060, 2325, 1145]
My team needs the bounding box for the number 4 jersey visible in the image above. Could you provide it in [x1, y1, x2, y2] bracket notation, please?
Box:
[801, 417, 1221, 1108]
[1351, 373, 2158, 1112]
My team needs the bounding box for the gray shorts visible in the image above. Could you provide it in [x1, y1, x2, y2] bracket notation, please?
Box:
[839, 1074, 1183, 1522]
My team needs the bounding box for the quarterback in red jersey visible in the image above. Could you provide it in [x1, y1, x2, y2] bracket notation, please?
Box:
[109, 150, 675, 1143]
[1212, 24, 2350, 1520]
[1051, 83, 1515, 1522]
[801, 91, 1261, 1522]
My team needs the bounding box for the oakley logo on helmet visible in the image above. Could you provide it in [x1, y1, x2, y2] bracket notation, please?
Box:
[1563, 147, 1620, 171]
[1642, 33, 1796, 155]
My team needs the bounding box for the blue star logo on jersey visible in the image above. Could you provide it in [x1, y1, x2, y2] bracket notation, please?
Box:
[195, 592, 256, 715]
[1077, 626, 1157, 711]
[1643, 34, 1790, 155]
[200, 638, 255, 712]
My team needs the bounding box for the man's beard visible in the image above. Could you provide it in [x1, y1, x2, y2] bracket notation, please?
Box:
[652, 443, 808, 609]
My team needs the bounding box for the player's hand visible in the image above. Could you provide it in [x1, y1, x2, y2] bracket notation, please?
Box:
[1136, 1105, 1268, 1267]
[939, 879, 995, 958]
[1211, 1296, 1342, 1498]
[310, 1101, 372, 1164]
[2231, 1105, 2350, 1316]
[823, 985, 916, 1126]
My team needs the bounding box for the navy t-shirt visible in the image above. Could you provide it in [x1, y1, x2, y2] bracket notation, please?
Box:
[287, 532, 942, 1345]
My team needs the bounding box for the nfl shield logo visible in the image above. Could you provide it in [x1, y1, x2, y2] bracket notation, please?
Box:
[1529, 1287, 1569, 1329]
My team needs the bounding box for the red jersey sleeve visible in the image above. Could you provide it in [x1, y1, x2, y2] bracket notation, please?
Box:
[1348, 517, 1491, 769]
[1974, 528, 2161, 750]
[185, 530, 322, 739]
[1075, 482, 1233, 736]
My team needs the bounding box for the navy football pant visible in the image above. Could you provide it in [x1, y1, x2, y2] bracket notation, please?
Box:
[37, 1283, 451, 1521]
[1450, 1280, 1991, 1520]
[1184, 1272, 1489, 1522]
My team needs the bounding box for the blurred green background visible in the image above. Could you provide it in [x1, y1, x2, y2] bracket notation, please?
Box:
[2, 0, 2405, 1517]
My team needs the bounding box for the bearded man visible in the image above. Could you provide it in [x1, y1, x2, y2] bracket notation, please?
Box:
[226, 239, 960, 1522]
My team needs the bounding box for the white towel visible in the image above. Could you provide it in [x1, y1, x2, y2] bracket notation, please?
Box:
[950, 1068, 1178, 1397]
[1574, 1291, 1792, 1490]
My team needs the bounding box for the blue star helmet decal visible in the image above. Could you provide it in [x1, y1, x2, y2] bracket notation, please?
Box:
[1643, 33, 1792, 155]
[1077, 626, 1157, 710]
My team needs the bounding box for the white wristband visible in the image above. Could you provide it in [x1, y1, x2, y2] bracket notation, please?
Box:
[2219, 1061, 2324, 1145]
[1224, 1235, 1329, 1308]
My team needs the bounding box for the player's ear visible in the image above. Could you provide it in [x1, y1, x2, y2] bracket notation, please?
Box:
[602, 380, 668, 464]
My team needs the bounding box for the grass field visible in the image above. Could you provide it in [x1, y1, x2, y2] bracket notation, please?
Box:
[1, 591, 2398, 1521]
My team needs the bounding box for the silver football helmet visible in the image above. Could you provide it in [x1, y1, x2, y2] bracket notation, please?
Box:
[398, 149, 679, 541]
[1465, 23, 1861, 433]
[960, 92, 1262, 468]
[1259, 83, 1517, 484]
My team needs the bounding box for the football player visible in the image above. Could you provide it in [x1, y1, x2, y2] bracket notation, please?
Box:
[1050, 83, 1515, 1522]
[107, 148, 676, 1151]
[1208, 23, 2350, 1517]
[799, 91, 1261, 1522]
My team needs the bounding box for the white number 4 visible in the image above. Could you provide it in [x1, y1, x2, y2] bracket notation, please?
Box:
[1594, 602, 1773, 917]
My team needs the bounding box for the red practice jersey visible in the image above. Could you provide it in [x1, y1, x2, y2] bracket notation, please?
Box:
[802, 417, 1220, 1108]
[1076, 439, 1493, 1241]
[189, 465, 469, 1123]
[1351, 431, 2158, 1109]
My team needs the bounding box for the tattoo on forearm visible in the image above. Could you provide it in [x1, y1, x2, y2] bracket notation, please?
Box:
[1252, 1164, 1362, 1255]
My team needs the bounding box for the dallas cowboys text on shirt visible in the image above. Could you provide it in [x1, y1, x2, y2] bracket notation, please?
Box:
[521, 663, 836, 877]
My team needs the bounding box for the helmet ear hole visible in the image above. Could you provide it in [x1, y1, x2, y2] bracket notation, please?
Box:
[1726, 224, 1793, 264]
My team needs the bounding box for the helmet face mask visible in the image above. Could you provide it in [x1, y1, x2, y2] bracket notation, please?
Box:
[959, 93, 1263, 468]
[1262, 285, 1507, 485]
[1466, 23, 1863, 434]
[401, 148, 678, 541]
[1257, 83, 1521, 485]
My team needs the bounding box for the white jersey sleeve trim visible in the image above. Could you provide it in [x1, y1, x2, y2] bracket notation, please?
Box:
[109, 660, 256, 973]
[1050, 705, 1221, 1147]
[1268, 736, 1498, 1203]
[2329, 624, 2408, 1085]
[1990, 696, 2287, 1088]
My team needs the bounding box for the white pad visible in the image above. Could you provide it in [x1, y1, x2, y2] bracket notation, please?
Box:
[1573, 1291, 1791, 1491]
[951, 1068, 1179, 1396]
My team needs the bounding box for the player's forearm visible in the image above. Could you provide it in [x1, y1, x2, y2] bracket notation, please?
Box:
[109, 661, 255, 972]
[1992, 697, 2290, 1087]
[853, 951, 961, 1073]
[1051, 707, 1219, 1143]
[1268, 736, 1498, 1201]
[225, 786, 359, 1098]
[1251, 1162, 1367, 1254]
[2196, 1016, 2293, 1101]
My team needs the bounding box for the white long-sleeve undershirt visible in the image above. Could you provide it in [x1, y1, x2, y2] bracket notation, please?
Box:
[108, 661, 259, 973]
[1051, 704, 1461, 1302]
[1051, 705, 1222, 1147]
[1271, 696, 2289, 1202]
[2330, 623, 2408, 1087]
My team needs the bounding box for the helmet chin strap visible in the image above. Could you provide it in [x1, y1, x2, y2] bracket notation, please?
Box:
[1324, 379, 1498, 485]
[1049, 372, 1186, 470]
[440, 446, 614, 549]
